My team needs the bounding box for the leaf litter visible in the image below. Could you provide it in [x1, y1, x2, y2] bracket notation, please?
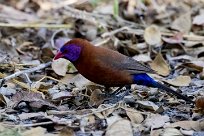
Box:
[0, 0, 204, 136]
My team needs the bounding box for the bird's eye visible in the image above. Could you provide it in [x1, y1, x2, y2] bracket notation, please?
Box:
[63, 50, 69, 54]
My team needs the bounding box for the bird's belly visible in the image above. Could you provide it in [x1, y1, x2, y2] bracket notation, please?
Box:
[76, 63, 133, 86]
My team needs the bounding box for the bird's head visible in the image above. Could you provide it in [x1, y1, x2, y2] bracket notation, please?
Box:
[54, 39, 83, 62]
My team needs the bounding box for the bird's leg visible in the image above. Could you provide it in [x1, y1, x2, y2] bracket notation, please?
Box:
[104, 85, 131, 98]
[111, 85, 131, 96]
[103, 85, 131, 104]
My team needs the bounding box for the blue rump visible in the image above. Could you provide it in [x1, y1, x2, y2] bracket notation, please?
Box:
[133, 73, 157, 87]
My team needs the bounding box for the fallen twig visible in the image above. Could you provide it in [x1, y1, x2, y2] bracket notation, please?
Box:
[0, 23, 72, 28]
[3, 121, 53, 127]
[0, 72, 38, 92]
[1, 61, 51, 83]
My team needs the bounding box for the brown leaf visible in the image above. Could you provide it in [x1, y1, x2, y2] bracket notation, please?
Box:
[60, 127, 75, 136]
[144, 25, 162, 46]
[125, 108, 144, 124]
[150, 53, 170, 76]
[89, 89, 106, 106]
[195, 96, 204, 112]
[11, 91, 58, 110]
[164, 75, 191, 87]
[171, 13, 192, 33]
[106, 118, 133, 136]
[41, 48, 55, 62]
[181, 63, 203, 73]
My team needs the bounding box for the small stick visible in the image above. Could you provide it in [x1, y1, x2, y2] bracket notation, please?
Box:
[1, 61, 51, 82]
[3, 121, 53, 127]
[0, 23, 72, 29]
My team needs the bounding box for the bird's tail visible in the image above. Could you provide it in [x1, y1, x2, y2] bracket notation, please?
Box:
[154, 82, 194, 104]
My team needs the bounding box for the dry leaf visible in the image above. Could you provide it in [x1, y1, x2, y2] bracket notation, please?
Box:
[96, 105, 116, 119]
[66, 74, 92, 89]
[11, 91, 58, 110]
[52, 58, 69, 76]
[181, 63, 203, 73]
[125, 108, 144, 124]
[106, 119, 133, 136]
[144, 25, 162, 46]
[164, 75, 191, 87]
[22, 127, 55, 136]
[133, 54, 152, 62]
[162, 128, 183, 136]
[0, 4, 37, 23]
[150, 129, 163, 136]
[18, 112, 45, 120]
[144, 114, 169, 130]
[171, 13, 192, 33]
[137, 101, 160, 111]
[195, 96, 204, 112]
[52, 91, 73, 100]
[0, 94, 10, 106]
[150, 53, 170, 76]
[89, 89, 106, 106]
[162, 33, 183, 44]
[167, 120, 203, 131]
[60, 127, 75, 136]
[193, 14, 204, 25]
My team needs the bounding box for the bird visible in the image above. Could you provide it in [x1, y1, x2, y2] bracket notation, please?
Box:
[54, 38, 194, 103]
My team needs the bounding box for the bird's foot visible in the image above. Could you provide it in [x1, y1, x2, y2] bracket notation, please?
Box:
[104, 85, 131, 104]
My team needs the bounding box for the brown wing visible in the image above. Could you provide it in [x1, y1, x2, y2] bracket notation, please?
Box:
[95, 47, 155, 75]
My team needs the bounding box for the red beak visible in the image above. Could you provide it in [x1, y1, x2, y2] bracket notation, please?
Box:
[54, 51, 64, 60]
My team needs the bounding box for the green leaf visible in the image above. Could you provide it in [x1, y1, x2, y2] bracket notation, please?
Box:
[113, 0, 119, 18]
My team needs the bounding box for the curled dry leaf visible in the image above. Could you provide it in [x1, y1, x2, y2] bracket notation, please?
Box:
[0, 94, 10, 107]
[150, 53, 170, 76]
[137, 100, 160, 111]
[164, 75, 191, 87]
[144, 25, 162, 46]
[195, 96, 204, 112]
[52, 58, 69, 76]
[181, 63, 203, 73]
[106, 119, 133, 136]
[171, 12, 192, 33]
